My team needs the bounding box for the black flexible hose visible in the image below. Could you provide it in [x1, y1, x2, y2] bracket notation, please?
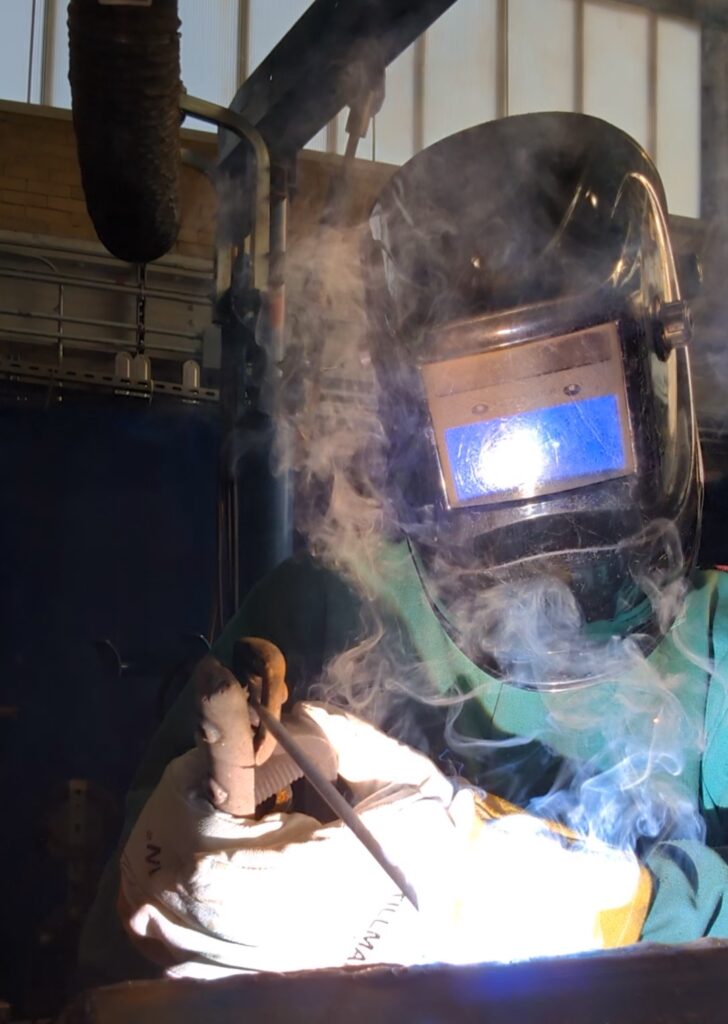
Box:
[68, 0, 182, 264]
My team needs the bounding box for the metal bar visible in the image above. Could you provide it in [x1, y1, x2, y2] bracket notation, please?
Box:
[57, 281, 63, 365]
[0, 246, 205, 281]
[574, 0, 585, 114]
[0, 357, 215, 389]
[647, 10, 659, 160]
[224, 0, 459, 161]
[0, 267, 211, 305]
[700, 24, 728, 221]
[0, 324, 201, 357]
[179, 93, 271, 293]
[236, 0, 250, 91]
[231, 480, 240, 613]
[0, 307, 200, 342]
[0, 237, 211, 277]
[136, 264, 147, 355]
[413, 34, 426, 154]
[0, 363, 219, 403]
[180, 95, 278, 616]
[267, 168, 292, 568]
[496, 0, 509, 119]
[0, 249, 59, 273]
[40, 0, 56, 106]
[327, 117, 339, 156]
[247, 692, 420, 911]
[27, 0, 38, 104]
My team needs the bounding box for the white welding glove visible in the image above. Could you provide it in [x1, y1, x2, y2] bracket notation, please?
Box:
[119, 701, 650, 979]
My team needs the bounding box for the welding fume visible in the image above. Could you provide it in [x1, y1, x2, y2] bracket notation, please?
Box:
[118, 637, 650, 975]
[80, 112, 728, 984]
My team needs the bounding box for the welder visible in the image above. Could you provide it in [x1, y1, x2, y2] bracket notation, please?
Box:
[80, 112, 728, 984]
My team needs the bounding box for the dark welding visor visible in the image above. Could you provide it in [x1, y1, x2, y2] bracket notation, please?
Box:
[421, 316, 636, 509]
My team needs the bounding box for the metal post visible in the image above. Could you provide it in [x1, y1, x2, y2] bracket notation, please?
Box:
[136, 264, 146, 355]
[701, 24, 728, 222]
[179, 94, 270, 294]
[179, 94, 291, 619]
[40, 0, 56, 107]
[57, 282, 64, 366]
[27, 0, 38, 104]
[496, 0, 509, 119]
[267, 164, 292, 567]
[647, 11, 658, 161]
[574, 0, 585, 115]
[236, 0, 250, 90]
[413, 34, 426, 153]
[327, 116, 339, 156]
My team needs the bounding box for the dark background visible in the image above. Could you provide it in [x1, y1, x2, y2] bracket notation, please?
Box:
[0, 398, 219, 1013]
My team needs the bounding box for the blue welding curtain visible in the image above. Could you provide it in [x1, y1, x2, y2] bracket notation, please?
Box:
[0, 399, 219, 1012]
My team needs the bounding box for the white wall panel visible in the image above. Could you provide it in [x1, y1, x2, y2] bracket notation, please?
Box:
[0, 0, 34, 103]
[178, 0, 239, 107]
[27, 0, 46, 104]
[508, 0, 575, 115]
[584, 1, 649, 151]
[423, 0, 498, 148]
[656, 16, 701, 218]
[372, 42, 415, 166]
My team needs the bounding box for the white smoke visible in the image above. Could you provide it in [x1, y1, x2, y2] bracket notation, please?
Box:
[268, 198, 712, 864]
[278, 222, 389, 569]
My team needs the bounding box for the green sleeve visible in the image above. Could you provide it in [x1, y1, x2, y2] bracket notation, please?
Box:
[701, 573, 728, 846]
[643, 571, 728, 943]
[643, 840, 728, 942]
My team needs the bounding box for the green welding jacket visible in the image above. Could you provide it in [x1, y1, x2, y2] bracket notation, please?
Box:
[79, 540, 728, 985]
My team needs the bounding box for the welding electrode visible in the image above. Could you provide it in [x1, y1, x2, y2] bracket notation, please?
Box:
[235, 639, 420, 911]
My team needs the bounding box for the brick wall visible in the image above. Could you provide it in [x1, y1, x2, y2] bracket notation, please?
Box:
[0, 105, 94, 242]
[0, 100, 392, 263]
[0, 100, 218, 259]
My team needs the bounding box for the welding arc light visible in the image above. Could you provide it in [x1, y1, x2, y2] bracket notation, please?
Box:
[444, 394, 628, 504]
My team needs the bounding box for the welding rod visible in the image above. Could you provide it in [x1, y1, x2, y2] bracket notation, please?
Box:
[247, 690, 420, 911]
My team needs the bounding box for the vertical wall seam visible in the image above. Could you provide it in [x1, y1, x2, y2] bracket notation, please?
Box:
[648, 10, 659, 159]
[27, 0, 38, 104]
[497, 0, 509, 118]
[327, 114, 339, 156]
[40, 0, 56, 107]
[237, 0, 250, 91]
[413, 33, 426, 153]
[575, 0, 585, 113]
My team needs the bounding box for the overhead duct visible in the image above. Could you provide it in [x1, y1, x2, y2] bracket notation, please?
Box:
[68, 0, 182, 265]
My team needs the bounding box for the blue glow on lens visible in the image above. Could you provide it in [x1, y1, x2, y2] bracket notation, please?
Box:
[444, 394, 628, 502]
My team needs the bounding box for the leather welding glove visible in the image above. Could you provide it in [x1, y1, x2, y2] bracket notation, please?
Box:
[191, 640, 289, 817]
[118, 700, 652, 979]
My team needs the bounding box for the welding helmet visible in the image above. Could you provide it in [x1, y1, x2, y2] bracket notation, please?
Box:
[363, 113, 701, 689]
